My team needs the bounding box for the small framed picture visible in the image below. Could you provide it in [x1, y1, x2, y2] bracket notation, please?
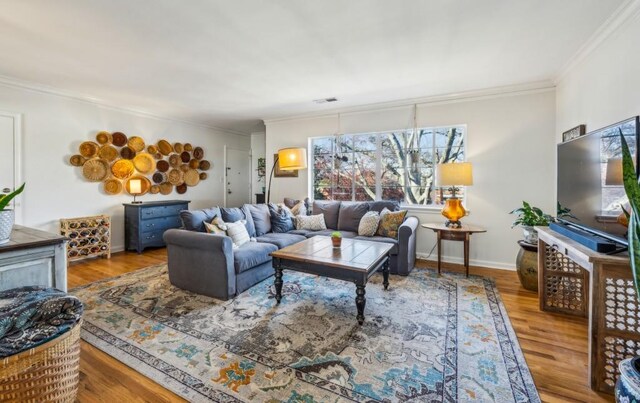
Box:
[562, 124, 586, 142]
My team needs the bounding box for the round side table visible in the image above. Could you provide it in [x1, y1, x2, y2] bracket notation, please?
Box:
[421, 223, 487, 277]
[516, 240, 538, 291]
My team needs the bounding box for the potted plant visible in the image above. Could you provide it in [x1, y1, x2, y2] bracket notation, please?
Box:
[509, 201, 550, 243]
[615, 131, 640, 402]
[331, 231, 342, 248]
[509, 201, 576, 243]
[0, 183, 25, 244]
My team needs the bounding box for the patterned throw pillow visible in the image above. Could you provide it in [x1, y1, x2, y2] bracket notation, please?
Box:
[376, 209, 407, 239]
[358, 211, 380, 237]
[225, 220, 251, 248]
[295, 214, 327, 231]
[290, 201, 307, 216]
[203, 216, 227, 235]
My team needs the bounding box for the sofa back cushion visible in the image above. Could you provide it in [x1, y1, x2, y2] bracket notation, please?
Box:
[179, 207, 220, 232]
[220, 206, 256, 237]
[312, 201, 341, 229]
[268, 204, 295, 233]
[244, 204, 271, 236]
[368, 200, 400, 213]
[337, 202, 370, 232]
[283, 197, 311, 215]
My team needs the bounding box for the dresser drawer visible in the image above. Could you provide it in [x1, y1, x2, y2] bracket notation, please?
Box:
[140, 230, 166, 245]
[141, 204, 188, 220]
[140, 216, 182, 233]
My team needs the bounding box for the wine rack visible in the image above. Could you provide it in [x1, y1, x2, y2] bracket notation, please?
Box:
[60, 215, 111, 262]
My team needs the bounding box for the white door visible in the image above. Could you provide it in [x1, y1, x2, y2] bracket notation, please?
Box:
[225, 148, 251, 207]
[0, 113, 19, 220]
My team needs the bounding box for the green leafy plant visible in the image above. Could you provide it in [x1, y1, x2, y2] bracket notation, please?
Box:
[509, 201, 576, 228]
[0, 183, 25, 211]
[509, 201, 550, 227]
[619, 130, 640, 298]
[331, 231, 342, 238]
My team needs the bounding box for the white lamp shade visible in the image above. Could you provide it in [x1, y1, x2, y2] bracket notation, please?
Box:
[605, 158, 623, 186]
[129, 179, 142, 194]
[278, 147, 307, 170]
[435, 162, 473, 186]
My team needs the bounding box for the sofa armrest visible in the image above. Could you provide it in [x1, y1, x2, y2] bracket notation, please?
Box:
[163, 229, 236, 299]
[397, 216, 419, 275]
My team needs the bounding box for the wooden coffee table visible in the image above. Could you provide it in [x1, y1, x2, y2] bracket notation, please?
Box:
[270, 236, 393, 325]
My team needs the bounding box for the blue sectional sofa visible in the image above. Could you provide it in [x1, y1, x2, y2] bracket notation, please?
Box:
[163, 200, 418, 300]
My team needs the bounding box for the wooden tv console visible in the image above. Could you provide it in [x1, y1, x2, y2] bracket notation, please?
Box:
[536, 226, 640, 394]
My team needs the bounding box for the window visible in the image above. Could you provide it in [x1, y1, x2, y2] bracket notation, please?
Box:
[311, 126, 465, 206]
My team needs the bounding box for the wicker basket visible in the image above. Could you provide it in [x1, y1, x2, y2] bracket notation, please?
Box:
[0, 322, 82, 402]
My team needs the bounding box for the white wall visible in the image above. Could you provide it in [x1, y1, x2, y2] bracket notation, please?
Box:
[0, 83, 250, 251]
[250, 132, 266, 202]
[266, 89, 556, 269]
[556, 10, 640, 140]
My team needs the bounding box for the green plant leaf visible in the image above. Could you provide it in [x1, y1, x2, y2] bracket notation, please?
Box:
[0, 183, 25, 211]
[629, 213, 640, 303]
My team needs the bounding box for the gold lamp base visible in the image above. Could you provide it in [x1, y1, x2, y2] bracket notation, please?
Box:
[441, 197, 466, 228]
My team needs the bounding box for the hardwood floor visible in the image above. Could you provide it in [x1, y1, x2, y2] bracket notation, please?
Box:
[68, 248, 613, 402]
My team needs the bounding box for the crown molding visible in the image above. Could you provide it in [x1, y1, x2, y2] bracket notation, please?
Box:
[0, 74, 250, 137]
[554, 0, 640, 83]
[262, 80, 555, 125]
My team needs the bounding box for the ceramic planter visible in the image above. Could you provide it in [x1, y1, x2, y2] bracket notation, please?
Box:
[522, 225, 538, 244]
[0, 210, 14, 244]
[331, 237, 342, 248]
[516, 240, 538, 291]
[616, 357, 640, 402]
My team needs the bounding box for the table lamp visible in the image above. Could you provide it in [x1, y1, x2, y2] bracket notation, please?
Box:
[435, 162, 473, 228]
[128, 178, 143, 204]
[267, 147, 307, 203]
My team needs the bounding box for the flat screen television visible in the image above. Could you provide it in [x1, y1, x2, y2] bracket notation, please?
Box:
[557, 116, 639, 245]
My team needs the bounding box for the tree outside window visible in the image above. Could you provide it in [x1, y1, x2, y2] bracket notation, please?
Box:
[312, 126, 465, 205]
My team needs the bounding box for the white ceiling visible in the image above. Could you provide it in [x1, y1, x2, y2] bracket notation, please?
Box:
[0, 0, 625, 133]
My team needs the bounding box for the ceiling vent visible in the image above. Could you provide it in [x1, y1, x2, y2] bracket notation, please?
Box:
[313, 97, 338, 104]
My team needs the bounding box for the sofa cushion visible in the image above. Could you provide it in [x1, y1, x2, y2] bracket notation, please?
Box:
[355, 235, 398, 255]
[179, 207, 220, 232]
[358, 211, 380, 236]
[305, 230, 357, 238]
[226, 220, 251, 248]
[377, 209, 408, 239]
[256, 233, 306, 249]
[233, 242, 277, 274]
[220, 206, 255, 237]
[284, 197, 310, 215]
[337, 202, 370, 232]
[244, 204, 271, 236]
[296, 214, 327, 231]
[287, 229, 314, 237]
[313, 201, 341, 229]
[268, 204, 294, 233]
[368, 200, 400, 213]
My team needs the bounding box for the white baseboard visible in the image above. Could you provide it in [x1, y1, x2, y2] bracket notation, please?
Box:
[416, 252, 516, 271]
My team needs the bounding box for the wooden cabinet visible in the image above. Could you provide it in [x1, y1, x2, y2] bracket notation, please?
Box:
[124, 200, 189, 254]
[537, 226, 639, 394]
[0, 225, 68, 292]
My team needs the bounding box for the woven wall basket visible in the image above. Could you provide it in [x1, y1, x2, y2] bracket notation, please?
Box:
[0, 322, 81, 402]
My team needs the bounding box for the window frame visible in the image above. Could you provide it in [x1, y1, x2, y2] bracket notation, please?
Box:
[307, 124, 467, 209]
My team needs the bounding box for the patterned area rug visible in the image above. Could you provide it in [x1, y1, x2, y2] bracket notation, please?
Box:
[72, 265, 540, 402]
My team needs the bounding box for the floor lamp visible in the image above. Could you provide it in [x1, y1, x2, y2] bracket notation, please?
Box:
[267, 147, 307, 204]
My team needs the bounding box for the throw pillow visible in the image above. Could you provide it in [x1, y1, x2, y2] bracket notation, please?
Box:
[225, 220, 251, 248]
[290, 200, 307, 216]
[268, 204, 295, 233]
[295, 214, 327, 231]
[358, 211, 380, 237]
[377, 209, 408, 239]
[203, 216, 227, 235]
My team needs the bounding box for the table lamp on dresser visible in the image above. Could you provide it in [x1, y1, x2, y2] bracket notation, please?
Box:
[435, 162, 473, 228]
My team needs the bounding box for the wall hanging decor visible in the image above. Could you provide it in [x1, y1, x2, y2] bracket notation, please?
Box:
[69, 131, 210, 196]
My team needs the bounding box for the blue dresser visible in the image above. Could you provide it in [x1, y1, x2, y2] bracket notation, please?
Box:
[123, 200, 190, 253]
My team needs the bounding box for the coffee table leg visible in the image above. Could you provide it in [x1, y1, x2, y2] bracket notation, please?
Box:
[382, 257, 390, 290]
[356, 284, 366, 325]
[274, 258, 283, 304]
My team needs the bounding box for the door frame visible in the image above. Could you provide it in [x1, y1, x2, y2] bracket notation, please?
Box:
[223, 146, 252, 207]
[0, 111, 22, 224]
